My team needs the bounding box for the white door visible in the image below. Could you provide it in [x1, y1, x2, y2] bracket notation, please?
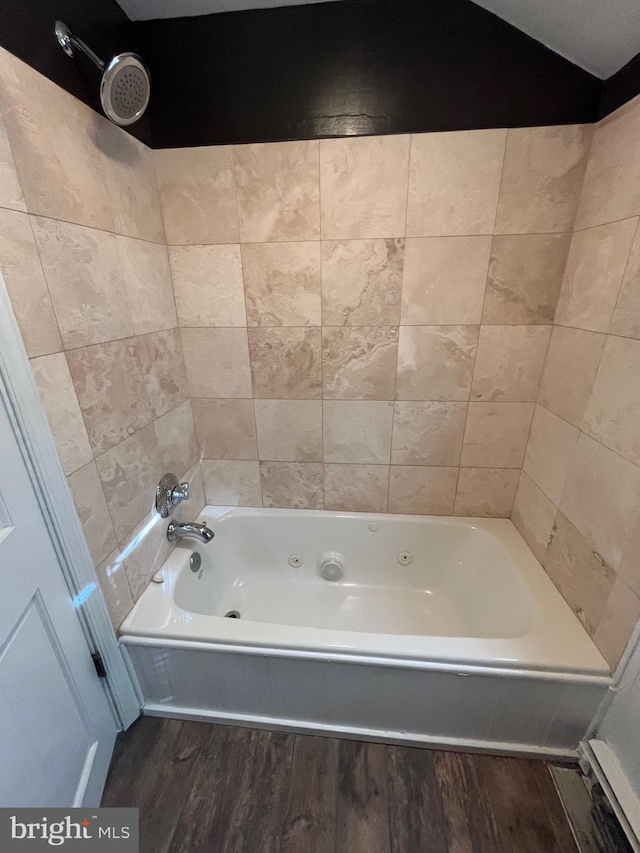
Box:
[0, 382, 118, 807]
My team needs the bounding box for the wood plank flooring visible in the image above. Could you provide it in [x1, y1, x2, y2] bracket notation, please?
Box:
[102, 717, 580, 853]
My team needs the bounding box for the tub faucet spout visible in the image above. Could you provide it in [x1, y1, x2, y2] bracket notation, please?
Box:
[167, 520, 214, 543]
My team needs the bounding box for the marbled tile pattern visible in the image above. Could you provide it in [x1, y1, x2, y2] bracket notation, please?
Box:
[582, 336, 640, 467]
[559, 434, 640, 572]
[31, 353, 93, 476]
[0, 49, 207, 627]
[32, 217, 133, 350]
[153, 399, 198, 477]
[242, 242, 321, 327]
[483, 234, 571, 325]
[555, 218, 638, 333]
[192, 398, 258, 460]
[461, 403, 534, 468]
[201, 460, 262, 507]
[407, 129, 506, 236]
[95, 549, 134, 628]
[170, 243, 246, 328]
[544, 512, 617, 636]
[67, 338, 152, 456]
[136, 328, 188, 419]
[323, 401, 394, 464]
[118, 237, 177, 336]
[260, 462, 324, 509]
[233, 141, 320, 242]
[322, 239, 404, 326]
[537, 327, 606, 429]
[181, 328, 253, 398]
[94, 424, 163, 544]
[388, 466, 458, 515]
[495, 125, 591, 234]
[6, 42, 638, 658]
[0, 47, 113, 231]
[511, 473, 557, 563]
[148, 125, 619, 578]
[511, 99, 640, 668]
[0, 103, 26, 212]
[67, 461, 117, 568]
[320, 135, 410, 239]
[322, 327, 398, 400]
[254, 400, 322, 462]
[99, 120, 165, 244]
[401, 236, 491, 325]
[396, 326, 478, 401]
[248, 327, 322, 399]
[471, 325, 551, 402]
[453, 468, 520, 518]
[610, 222, 640, 339]
[323, 464, 389, 513]
[391, 402, 467, 466]
[575, 95, 640, 230]
[0, 209, 61, 357]
[523, 405, 579, 506]
[154, 145, 239, 245]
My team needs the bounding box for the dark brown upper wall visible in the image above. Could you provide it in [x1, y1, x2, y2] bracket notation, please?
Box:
[0, 0, 618, 149]
[0, 0, 150, 143]
[135, 0, 602, 148]
[600, 51, 640, 119]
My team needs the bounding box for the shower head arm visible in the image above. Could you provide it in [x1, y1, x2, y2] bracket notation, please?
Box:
[55, 21, 105, 72]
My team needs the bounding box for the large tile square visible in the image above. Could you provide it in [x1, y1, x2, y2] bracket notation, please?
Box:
[248, 327, 322, 399]
[391, 402, 467, 466]
[324, 401, 394, 464]
[170, 244, 246, 328]
[471, 325, 551, 402]
[181, 328, 253, 398]
[396, 326, 478, 401]
[322, 239, 404, 326]
[461, 402, 534, 468]
[233, 141, 319, 242]
[320, 135, 410, 239]
[242, 242, 321, 327]
[254, 400, 322, 461]
[406, 129, 506, 236]
[401, 236, 491, 325]
[67, 339, 152, 455]
[155, 145, 239, 244]
[322, 327, 398, 400]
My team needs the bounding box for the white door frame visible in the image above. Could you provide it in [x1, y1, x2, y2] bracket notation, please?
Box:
[0, 273, 139, 730]
[580, 621, 640, 851]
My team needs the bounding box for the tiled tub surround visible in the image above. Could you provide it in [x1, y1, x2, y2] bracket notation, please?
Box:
[1, 41, 638, 675]
[0, 47, 204, 629]
[156, 126, 591, 521]
[513, 94, 640, 670]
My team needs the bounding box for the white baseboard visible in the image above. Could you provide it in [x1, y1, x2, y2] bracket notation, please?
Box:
[142, 701, 578, 761]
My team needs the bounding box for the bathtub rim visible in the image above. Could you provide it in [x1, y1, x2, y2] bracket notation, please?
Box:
[119, 633, 613, 687]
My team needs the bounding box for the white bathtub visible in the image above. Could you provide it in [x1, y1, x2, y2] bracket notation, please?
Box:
[120, 507, 611, 757]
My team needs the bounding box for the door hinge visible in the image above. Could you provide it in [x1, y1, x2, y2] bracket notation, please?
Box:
[91, 651, 107, 678]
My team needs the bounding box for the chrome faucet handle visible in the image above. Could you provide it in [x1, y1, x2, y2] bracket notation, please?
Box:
[156, 473, 190, 518]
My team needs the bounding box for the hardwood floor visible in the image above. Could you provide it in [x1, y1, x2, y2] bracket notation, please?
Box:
[102, 717, 579, 853]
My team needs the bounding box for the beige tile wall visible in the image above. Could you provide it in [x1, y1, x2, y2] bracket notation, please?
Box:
[0, 48, 204, 628]
[513, 94, 640, 669]
[5, 44, 638, 669]
[156, 125, 591, 519]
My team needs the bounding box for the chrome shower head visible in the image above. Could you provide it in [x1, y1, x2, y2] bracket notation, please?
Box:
[55, 21, 150, 127]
